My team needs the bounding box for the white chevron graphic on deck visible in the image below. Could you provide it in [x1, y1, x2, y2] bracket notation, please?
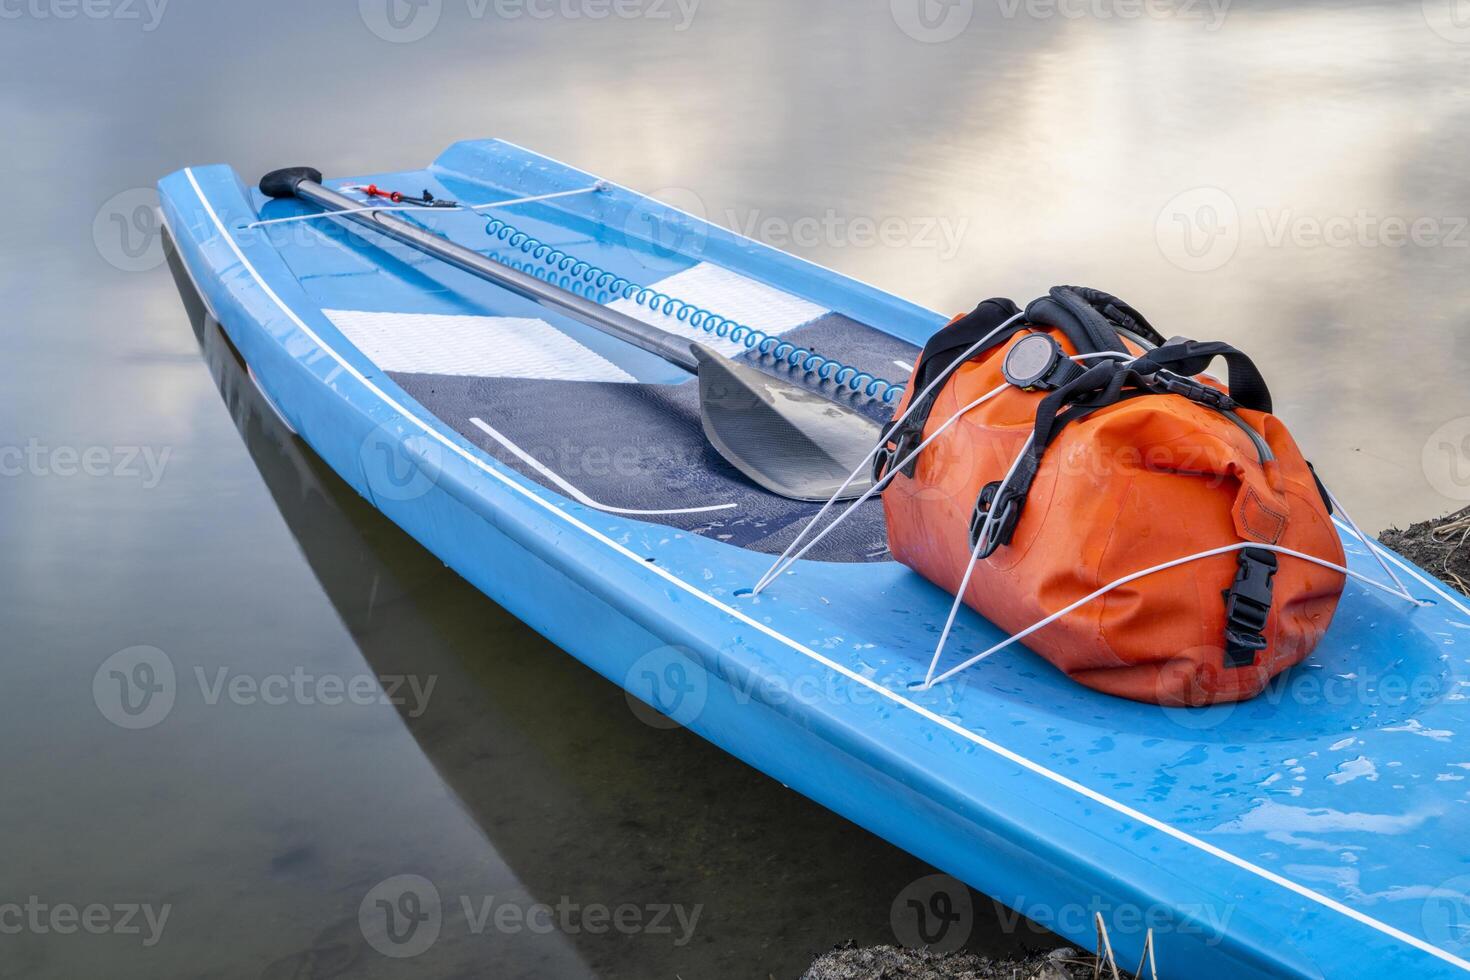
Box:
[606, 262, 825, 358]
[322, 310, 637, 382]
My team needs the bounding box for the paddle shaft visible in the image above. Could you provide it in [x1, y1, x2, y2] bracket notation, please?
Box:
[285, 178, 701, 373]
[259, 166, 881, 503]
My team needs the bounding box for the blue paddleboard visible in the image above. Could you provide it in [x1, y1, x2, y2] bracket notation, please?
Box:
[159, 140, 1470, 978]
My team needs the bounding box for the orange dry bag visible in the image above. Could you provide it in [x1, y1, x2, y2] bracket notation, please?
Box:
[878, 286, 1345, 706]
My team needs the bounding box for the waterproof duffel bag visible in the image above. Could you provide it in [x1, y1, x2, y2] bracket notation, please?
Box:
[877, 286, 1345, 706]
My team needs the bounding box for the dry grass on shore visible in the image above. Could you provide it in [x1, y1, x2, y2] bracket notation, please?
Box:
[1379, 504, 1470, 595]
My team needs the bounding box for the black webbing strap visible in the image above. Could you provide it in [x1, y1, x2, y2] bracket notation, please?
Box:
[876, 286, 1175, 484]
[967, 336, 1271, 556]
[889, 295, 1286, 669]
[1134, 340, 1273, 414]
[969, 361, 1133, 554]
[873, 298, 1021, 482]
[910, 298, 1023, 396]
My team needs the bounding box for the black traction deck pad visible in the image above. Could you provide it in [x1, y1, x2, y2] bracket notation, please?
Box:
[390, 316, 919, 562]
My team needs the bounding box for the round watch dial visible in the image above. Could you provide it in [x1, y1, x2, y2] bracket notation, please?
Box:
[1003, 333, 1061, 389]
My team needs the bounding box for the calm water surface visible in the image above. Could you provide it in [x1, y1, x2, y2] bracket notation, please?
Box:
[4, 1, 1470, 976]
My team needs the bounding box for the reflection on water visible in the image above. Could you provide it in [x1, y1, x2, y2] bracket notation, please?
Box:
[4, 1, 1470, 975]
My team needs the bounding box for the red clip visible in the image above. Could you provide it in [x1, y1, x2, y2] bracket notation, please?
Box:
[362, 183, 404, 203]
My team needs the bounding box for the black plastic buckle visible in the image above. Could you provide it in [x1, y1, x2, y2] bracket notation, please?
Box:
[968, 481, 1021, 558]
[1153, 370, 1236, 412]
[872, 422, 906, 484]
[872, 415, 927, 484]
[871, 432, 896, 484]
[1222, 547, 1278, 668]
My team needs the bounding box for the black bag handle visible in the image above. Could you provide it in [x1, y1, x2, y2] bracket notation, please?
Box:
[1026, 286, 1169, 355]
[1135, 339, 1273, 414]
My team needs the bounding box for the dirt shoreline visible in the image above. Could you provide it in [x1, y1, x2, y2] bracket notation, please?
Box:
[1377, 504, 1470, 596]
[801, 944, 1120, 980]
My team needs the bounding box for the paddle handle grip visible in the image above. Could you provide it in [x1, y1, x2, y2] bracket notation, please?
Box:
[260, 169, 700, 373]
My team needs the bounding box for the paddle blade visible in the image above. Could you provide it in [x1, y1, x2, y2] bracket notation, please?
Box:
[693, 345, 882, 502]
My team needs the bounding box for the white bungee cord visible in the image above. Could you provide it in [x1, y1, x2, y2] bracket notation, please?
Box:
[913, 445, 1429, 690]
[751, 382, 1010, 593]
[746, 319, 1433, 689]
[921, 431, 1036, 688]
[1327, 487, 1410, 597]
[751, 344, 1131, 595]
[750, 310, 1030, 595]
[918, 537, 1429, 692]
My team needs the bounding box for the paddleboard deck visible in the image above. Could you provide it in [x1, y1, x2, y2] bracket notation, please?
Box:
[160, 140, 1470, 978]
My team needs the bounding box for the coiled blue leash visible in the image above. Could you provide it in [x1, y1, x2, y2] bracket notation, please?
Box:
[481, 216, 907, 406]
